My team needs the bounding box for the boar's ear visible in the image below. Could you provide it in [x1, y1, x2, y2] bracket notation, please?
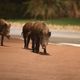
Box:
[48, 32, 51, 37]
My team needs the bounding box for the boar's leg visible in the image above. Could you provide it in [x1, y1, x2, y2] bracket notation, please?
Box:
[32, 36, 37, 53]
[32, 36, 40, 53]
[6, 35, 10, 39]
[43, 48, 47, 54]
[1, 35, 4, 46]
[36, 38, 40, 53]
[23, 36, 27, 48]
[32, 38, 35, 52]
[26, 34, 31, 49]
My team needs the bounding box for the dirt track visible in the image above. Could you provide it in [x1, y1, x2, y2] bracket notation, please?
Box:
[0, 39, 80, 80]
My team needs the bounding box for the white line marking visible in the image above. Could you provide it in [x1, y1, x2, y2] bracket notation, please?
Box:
[49, 43, 80, 47]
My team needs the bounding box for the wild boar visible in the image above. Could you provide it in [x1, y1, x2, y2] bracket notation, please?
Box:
[22, 22, 33, 48]
[31, 21, 51, 54]
[0, 19, 11, 46]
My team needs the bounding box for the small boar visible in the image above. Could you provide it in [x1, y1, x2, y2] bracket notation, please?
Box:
[0, 19, 11, 46]
[22, 22, 33, 48]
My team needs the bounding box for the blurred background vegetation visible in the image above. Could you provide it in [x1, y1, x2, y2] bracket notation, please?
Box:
[0, 0, 80, 20]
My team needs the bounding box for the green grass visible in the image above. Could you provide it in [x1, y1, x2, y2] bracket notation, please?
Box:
[7, 19, 29, 23]
[7, 18, 80, 26]
[45, 18, 80, 25]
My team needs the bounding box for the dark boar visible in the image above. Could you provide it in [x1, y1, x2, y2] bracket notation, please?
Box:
[22, 22, 33, 48]
[0, 19, 11, 46]
[31, 21, 51, 54]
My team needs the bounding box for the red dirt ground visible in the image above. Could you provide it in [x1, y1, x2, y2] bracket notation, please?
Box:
[0, 39, 80, 80]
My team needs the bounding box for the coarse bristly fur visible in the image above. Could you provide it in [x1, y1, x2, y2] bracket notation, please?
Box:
[0, 19, 11, 46]
[22, 21, 51, 54]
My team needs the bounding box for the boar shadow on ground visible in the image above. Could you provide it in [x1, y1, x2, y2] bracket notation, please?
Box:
[39, 52, 50, 55]
[23, 47, 32, 50]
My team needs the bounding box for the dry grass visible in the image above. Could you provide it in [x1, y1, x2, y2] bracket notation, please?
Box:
[9, 22, 80, 32]
[48, 24, 80, 32]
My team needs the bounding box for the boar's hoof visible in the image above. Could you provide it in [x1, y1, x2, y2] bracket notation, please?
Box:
[1, 44, 3, 46]
[32, 49, 39, 53]
[36, 50, 39, 53]
[24, 46, 27, 49]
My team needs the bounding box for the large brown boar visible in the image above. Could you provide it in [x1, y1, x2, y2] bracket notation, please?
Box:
[0, 19, 11, 46]
[22, 22, 33, 48]
[31, 21, 51, 54]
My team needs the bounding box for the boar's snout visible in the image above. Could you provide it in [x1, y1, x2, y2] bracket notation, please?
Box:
[42, 44, 46, 49]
